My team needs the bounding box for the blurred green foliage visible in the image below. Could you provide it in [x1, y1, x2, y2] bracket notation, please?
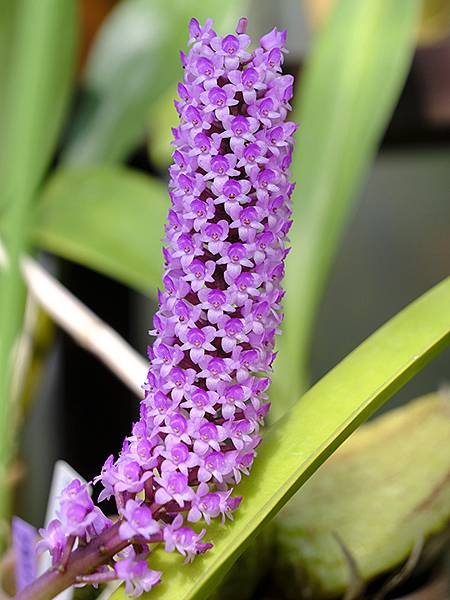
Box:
[276, 391, 450, 598]
[272, 0, 421, 418]
[34, 167, 167, 293]
[61, 0, 246, 165]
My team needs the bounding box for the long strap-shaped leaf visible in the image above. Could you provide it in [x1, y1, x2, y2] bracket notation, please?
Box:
[272, 0, 421, 414]
[0, 0, 77, 533]
[111, 277, 450, 600]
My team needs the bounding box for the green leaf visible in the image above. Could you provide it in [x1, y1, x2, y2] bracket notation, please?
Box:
[0, 1, 17, 127]
[275, 391, 450, 598]
[33, 166, 168, 293]
[111, 278, 450, 600]
[147, 85, 179, 169]
[0, 0, 77, 534]
[272, 0, 421, 418]
[0, 0, 77, 206]
[61, 0, 245, 165]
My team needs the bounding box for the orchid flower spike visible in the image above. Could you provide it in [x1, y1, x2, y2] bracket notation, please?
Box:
[23, 17, 296, 600]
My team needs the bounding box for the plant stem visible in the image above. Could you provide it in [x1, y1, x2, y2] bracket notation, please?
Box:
[13, 523, 127, 600]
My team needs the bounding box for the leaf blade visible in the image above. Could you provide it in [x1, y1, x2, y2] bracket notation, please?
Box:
[61, 0, 245, 165]
[0, 0, 77, 204]
[112, 278, 450, 600]
[272, 0, 421, 416]
[33, 166, 168, 293]
[0, 0, 77, 531]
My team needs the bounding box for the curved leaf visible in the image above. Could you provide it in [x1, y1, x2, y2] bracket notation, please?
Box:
[272, 0, 421, 417]
[62, 0, 245, 165]
[111, 278, 450, 600]
[33, 167, 168, 293]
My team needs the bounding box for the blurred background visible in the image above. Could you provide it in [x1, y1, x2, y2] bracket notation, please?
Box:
[5, 0, 448, 533]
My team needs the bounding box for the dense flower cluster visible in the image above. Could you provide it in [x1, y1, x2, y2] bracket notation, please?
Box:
[36, 17, 295, 597]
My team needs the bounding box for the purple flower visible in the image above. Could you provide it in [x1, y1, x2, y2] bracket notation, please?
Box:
[160, 439, 199, 473]
[36, 520, 66, 565]
[163, 514, 212, 563]
[192, 420, 225, 455]
[115, 553, 161, 598]
[179, 325, 216, 362]
[40, 17, 295, 598]
[119, 500, 160, 541]
[154, 471, 195, 507]
[112, 458, 152, 494]
[56, 479, 110, 539]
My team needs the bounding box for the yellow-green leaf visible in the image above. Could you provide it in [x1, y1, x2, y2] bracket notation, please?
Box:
[112, 279, 450, 600]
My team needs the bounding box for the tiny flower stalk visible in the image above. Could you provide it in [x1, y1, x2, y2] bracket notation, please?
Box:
[15, 17, 296, 600]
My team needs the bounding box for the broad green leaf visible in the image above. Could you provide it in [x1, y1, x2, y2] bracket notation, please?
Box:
[272, 0, 421, 418]
[276, 391, 450, 598]
[111, 278, 450, 600]
[0, 0, 77, 535]
[61, 0, 245, 165]
[33, 167, 168, 294]
[0, 0, 77, 208]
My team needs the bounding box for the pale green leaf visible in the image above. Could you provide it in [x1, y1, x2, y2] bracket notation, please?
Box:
[272, 0, 421, 417]
[0, 1, 17, 127]
[0, 0, 77, 207]
[61, 0, 245, 165]
[33, 167, 168, 294]
[147, 85, 178, 169]
[111, 278, 450, 600]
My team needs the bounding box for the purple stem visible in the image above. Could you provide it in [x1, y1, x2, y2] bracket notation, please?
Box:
[59, 536, 75, 571]
[76, 571, 117, 584]
[13, 523, 127, 600]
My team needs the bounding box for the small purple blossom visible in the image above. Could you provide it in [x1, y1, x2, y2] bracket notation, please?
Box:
[119, 500, 160, 541]
[56, 479, 111, 540]
[163, 514, 212, 563]
[35, 16, 295, 599]
[36, 520, 66, 566]
[115, 552, 161, 598]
